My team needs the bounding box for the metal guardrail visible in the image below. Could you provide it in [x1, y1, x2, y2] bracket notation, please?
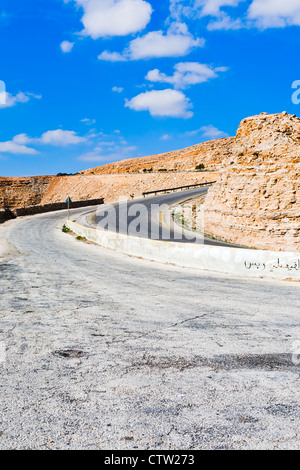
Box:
[142, 181, 216, 197]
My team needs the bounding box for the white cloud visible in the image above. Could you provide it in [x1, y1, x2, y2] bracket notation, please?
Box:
[81, 118, 96, 125]
[98, 50, 127, 62]
[160, 134, 172, 140]
[169, 0, 244, 21]
[112, 86, 124, 93]
[12, 133, 33, 145]
[0, 129, 87, 157]
[0, 80, 5, 105]
[0, 91, 39, 109]
[197, 0, 244, 17]
[146, 62, 228, 89]
[125, 89, 193, 118]
[77, 138, 137, 162]
[98, 22, 204, 61]
[207, 12, 243, 30]
[185, 125, 229, 139]
[171, 0, 300, 30]
[128, 23, 204, 59]
[39, 129, 86, 146]
[71, 0, 152, 39]
[60, 40, 74, 53]
[0, 133, 41, 155]
[248, 0, 300, 28]
[0, 137, 38, 155]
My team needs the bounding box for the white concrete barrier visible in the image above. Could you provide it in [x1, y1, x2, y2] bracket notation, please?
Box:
[66, 220, 300, 280]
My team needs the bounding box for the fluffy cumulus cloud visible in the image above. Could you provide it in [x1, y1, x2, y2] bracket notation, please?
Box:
[146, 62, 228, 89]
[0, 135, 38, 155]
[128, 23, 204, 59]
[98, 51, 127, 62]
[67, 0, 152, 39]
[60, 40, 75, 53]
[0, 91, 41, 109]
[38, 129, 86, 146]
[0, 130, 86, 157]
[125, 89, 193, 118]
[98, 22, 204, 61]
[248, 0, 300, 28]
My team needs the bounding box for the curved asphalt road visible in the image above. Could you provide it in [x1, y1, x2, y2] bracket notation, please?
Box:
[0, 208, 300, 453]
[85, 187, 240, 247]
[0, 209, 300, 449]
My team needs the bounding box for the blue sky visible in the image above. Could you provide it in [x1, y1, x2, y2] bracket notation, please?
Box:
[0, 0, 300, 177]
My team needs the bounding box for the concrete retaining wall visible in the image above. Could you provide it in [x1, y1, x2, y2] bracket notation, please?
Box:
[12, 198, 104, 217]
[0, 199, 104, 224]
[0, 209, 15, 224]
[66, 220, 300, 280]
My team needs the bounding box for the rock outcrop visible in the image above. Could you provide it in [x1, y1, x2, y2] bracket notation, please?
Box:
[1, 136, 230, 209]
[81, 137, 235, 174]
[0, 173, 217, 210]
[0, 176, 52, 209]
[203, 112, 300, 251]
[1, 111, 300, 252]
[40, 172, 217, 205]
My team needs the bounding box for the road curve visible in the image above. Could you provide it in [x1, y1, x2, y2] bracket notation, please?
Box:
[0, 209, 299, 449]
[84, 187, 241, 247]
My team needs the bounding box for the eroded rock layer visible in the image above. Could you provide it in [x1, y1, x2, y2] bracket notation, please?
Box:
[203, 112, 300, 251]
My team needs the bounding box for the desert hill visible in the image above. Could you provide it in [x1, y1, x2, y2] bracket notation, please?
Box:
[81, 137, 235, 174]
[1, 111, 299, 252]
[0, 135, 230, 209]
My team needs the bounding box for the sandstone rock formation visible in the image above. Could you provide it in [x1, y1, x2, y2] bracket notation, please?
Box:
[0, 172, 217, 210]
[40, 172, 217, 205]
[81, 137, 234, 174]
[203, 112, 300, 251]
[1, 111, 299, 252]
[1, 136, 229, 210]
[0, 176, 52, 209]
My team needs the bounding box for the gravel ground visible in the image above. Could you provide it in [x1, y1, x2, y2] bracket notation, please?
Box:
[0, 209, 299, 450]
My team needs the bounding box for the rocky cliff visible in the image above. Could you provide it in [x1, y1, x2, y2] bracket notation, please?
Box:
[203, 112, 300, 251]
[0, 176, 53, 209]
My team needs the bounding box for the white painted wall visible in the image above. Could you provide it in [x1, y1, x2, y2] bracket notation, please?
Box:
[66, 220, 300, 280]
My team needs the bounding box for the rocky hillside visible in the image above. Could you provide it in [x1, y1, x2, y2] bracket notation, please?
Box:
[0, 172, 217, 210]
[0, 136, 230, 209]
[203, 112, 300, 251]
[81, 137, 235, 174]
[0, 176, 52, 209]
[40, 172, 217, 205]
[1, 111, 299, 253]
